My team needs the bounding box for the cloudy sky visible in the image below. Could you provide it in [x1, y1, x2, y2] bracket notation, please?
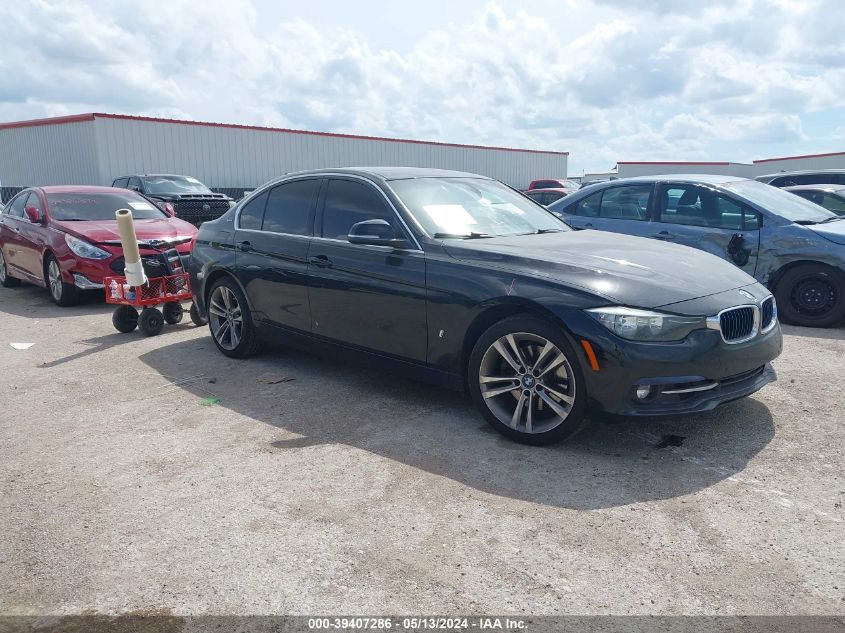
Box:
[2, 0, 844, 173]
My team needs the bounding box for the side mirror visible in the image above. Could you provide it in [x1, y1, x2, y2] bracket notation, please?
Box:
[347, 219, 408, 247]
[24, 206, 41, 223]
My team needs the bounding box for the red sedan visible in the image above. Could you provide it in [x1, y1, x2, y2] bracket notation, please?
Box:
[0, 186, 197, 306]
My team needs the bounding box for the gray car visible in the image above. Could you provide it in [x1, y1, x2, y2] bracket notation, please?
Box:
[548, 175, 845, 328]
[784, 184, 845, 216]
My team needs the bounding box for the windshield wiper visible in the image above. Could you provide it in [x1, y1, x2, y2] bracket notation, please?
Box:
[818, 216, 844, 224]
[433, 232, 493, 239]
[534, 228, 565, 234]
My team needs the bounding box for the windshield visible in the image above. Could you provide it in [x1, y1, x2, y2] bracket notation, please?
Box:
[389, 177, 569, 237]
[47, 192, 168, 221]
[724, 180, 838, 223]
[143, 176, 212, 194]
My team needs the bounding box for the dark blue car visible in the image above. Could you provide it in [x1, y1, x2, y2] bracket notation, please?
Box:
[548, 175, 845, 328]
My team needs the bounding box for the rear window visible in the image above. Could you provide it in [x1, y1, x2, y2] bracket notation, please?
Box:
[532, 180, 561, 190]
[46, 193, 168, 221]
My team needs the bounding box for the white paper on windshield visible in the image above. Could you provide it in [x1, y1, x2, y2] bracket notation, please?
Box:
[128, 201, 155, 211]
[423, 204, 477, 232]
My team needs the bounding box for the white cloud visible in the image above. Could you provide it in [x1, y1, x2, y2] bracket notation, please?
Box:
[1, 0, 843, 173]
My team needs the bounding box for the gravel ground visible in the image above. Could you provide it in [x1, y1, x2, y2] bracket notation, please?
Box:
[0, 284, 843, 618]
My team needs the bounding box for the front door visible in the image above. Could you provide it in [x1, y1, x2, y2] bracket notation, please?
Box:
[233, 178, 321, 332]
[0, 192, 42, 283]
[307, 177, 428, 362]
[653, 184, 761, 276]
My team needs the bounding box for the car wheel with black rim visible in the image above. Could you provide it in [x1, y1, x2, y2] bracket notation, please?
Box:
[468, 314, 589, 445]
[44, 254, 79, 306]
[207, 277, 259, 358]
[0, 249, 21, 287]
[775, 264, 845, 327]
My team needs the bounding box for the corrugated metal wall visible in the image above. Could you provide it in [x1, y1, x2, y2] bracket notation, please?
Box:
[752, 153, 845, 177]
[0, 120, 100, 187]
[91, 117, 566, 190]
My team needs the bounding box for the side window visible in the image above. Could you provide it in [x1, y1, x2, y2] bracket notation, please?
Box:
[600, 185, 650, 221]
[660, 185, 713, 227]
[262, 179, 319, 235]
[321, 179, 398, 240]
[7, 193, 28, 218]
[127, 177, 142, 191]
[238, 190, 269, 230]
[743, 208, 762, 230]
[712, 195, 744, 230]
[525, 192, 543, 203]
[113, 178, 129, 188]
[574, 191, 601, 217]
[821, 194, 845, 214]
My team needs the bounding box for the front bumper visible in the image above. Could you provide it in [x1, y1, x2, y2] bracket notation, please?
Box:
[564, 311, 783, 417]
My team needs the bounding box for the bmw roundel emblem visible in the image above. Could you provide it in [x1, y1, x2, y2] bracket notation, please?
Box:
[202, 203, 211, 211]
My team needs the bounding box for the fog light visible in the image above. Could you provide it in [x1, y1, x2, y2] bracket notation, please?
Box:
[635, 385, 654, 400]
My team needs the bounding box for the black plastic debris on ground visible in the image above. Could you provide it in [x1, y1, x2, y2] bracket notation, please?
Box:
[656, 434, 685, 448]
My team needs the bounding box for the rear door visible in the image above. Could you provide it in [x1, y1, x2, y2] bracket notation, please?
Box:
[563, 183, 654, 239]
[306, 177, 428, 362]
[652, 183, 761, 276]
[233, 178, 321, 332]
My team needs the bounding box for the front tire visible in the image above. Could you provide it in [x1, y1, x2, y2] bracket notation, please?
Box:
[0, 249, 21, 288]
[775, 264, 845, 328]
[206, 277, 259, 358]
[45, 254, 79, 306]
[138, 307, 165, 336]
[468, 315, 588, 445]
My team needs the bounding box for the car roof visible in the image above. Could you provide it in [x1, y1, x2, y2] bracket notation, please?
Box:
[783, 184, 845, 192]
[584, 174, 747, 186]
[524, 188, 570, 193]
[39, 185, 134, 194]
[115, 174, 195, 179]
[757, 169, 845, 178]
[276, 166, 490, 181]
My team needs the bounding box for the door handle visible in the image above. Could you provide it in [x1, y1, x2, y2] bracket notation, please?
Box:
[237, 240, 253, 252]
[309, 255, 332, 268]
[583, 223, 594, 228]
[653, 230, 674, 240]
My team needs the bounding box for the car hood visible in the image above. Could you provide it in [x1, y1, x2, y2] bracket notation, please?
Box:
[442, 230, 757, 309]
[806, 220, 845, 245]
[53, 217, 198, 245]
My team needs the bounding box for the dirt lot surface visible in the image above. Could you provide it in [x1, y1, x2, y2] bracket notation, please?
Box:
[1, 285, 843, 617]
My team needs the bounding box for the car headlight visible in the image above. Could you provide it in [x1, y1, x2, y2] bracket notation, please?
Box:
[64, 234, 110, 260]
[585, 306, 706, 341]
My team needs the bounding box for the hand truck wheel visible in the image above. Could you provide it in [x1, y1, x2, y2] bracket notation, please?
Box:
[189, 302, 208, 326]
[163, 302, 184, 325]
[112, 305, 139, 333]
[138, 307, 165, 337]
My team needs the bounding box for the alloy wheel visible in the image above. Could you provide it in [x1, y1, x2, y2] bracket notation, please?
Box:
[48, 260, 62, 301]
[209, 285, 243, 351]
[478, 332, 576, 434]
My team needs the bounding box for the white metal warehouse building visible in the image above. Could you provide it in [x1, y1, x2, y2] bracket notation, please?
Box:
[752, 151, 845, 177]
[0, 113, 568, 199]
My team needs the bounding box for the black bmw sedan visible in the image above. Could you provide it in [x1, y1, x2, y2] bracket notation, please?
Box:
[189, 168, 782, 445]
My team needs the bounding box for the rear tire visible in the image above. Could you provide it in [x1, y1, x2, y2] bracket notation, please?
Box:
[44, 254, 79, 306]
[775, 264, 845, 328]
[162, 302, 184, 325]
[112, 306, 139, 333]
[0, 249, 21, 287]
[206, 277, 259, 358]
[189, 303, 207, 326]
[468, 314, 589, 445]
[138, 307, 165, 336]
